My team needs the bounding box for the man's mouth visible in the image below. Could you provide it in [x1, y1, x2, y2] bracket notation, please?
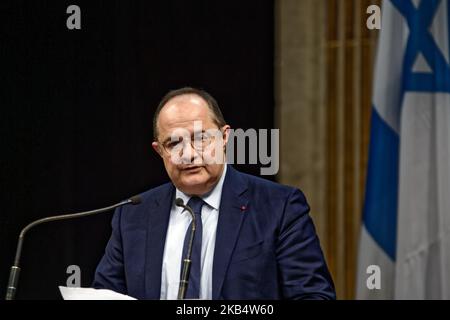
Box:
[181, 165, 203, 172]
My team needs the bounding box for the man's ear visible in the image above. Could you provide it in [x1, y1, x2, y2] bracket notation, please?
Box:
[222, 125, 231, 146]
[152, 141, 163, 157]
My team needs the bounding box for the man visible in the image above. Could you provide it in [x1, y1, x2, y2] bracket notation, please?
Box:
[93, 87, 336, 300]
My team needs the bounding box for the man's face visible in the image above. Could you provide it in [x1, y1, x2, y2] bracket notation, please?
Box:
[152, 94, 230, 196]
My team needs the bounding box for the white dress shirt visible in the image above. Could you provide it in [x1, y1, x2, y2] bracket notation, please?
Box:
[160, 165, 227, 300]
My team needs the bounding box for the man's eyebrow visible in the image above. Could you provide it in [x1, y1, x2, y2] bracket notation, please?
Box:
[161, 129, 211, 144]
[160, 135, 178, 145]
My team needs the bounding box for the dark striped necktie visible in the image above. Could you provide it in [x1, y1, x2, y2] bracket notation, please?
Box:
[181, 196, 205, 299]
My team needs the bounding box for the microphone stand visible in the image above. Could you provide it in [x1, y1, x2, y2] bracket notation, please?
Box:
[5, 195, 141, 300]
[175, 198, 196, 300]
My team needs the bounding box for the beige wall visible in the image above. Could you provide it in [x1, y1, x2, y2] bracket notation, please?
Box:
[275, 0, 380, 299]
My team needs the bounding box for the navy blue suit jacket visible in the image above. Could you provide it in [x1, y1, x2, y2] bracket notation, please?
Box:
[93, 165, 336, 299]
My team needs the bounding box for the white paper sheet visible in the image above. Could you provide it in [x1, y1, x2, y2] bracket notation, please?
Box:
[59, 286, 137, 300]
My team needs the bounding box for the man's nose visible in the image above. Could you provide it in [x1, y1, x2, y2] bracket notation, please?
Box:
[180, 141, 201, 164]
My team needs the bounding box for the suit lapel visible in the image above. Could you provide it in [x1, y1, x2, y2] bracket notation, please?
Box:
[212, 165, 249, 299]
[144, 183, 174, 299]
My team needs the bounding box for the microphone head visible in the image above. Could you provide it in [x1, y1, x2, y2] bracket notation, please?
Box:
[129, 195, 142, 205]
[175, 198, 184, 207]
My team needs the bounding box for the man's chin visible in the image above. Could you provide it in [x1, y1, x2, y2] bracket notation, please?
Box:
[178, 176, 210, 195]
[181, 178, 206, 188]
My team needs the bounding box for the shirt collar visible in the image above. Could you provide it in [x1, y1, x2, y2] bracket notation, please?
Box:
[175, 165, 227, 213]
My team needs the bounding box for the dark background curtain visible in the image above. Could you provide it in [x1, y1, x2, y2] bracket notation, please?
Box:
[0, 0, 274, 299]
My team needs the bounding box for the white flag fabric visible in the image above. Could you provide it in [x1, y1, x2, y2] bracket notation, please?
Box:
[357, 0, 450, 299]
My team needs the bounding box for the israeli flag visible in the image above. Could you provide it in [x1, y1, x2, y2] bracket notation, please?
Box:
[357, 0, 450, 299]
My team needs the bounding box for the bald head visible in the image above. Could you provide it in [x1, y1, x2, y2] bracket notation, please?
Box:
[157, 94, 213, 141]
[153, 87, 226, 140]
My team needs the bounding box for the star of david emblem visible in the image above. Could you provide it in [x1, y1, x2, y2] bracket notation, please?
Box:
[391, 0, 450, 93]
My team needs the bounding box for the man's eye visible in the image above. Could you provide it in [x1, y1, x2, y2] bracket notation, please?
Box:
[167, 141, 181, 149]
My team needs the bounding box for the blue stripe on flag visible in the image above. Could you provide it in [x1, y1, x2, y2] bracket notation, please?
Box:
[363, 108, 399, 261]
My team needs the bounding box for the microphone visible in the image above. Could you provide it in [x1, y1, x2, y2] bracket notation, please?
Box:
[4, 195, 142, 300]
[174, 198, 197, 300]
